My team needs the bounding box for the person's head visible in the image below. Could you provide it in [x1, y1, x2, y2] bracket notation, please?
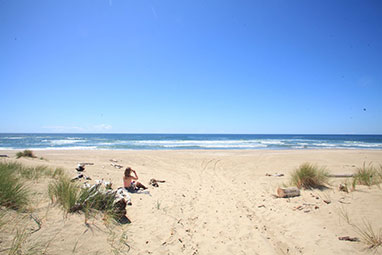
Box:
[124, 167, 132, 177]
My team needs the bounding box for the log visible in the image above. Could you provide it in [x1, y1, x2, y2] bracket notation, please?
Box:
[0, 155, 8, 157]
[328, 174, 354, 178]
[277, 187, 300, 198]
[79, 162, 94, 165]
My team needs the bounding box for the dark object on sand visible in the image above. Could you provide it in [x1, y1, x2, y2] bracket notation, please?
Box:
[338, 236, 360, 242]
[111, 163, 123, 169]
[0, 155, 8, 157]
[277, 187, 300, 198]
[72, 163, 91, 181]
[328, 174, 354, 178]
[149, 178, 166, 187]
[266, 173, 284, 177]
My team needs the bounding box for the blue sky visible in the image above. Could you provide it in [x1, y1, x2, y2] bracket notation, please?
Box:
[0, 0, 381, 134]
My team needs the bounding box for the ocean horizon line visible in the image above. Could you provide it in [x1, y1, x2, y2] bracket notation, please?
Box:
[1, 132, 382, 136]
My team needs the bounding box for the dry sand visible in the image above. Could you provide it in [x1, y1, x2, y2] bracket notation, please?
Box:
[1, 149, 382, 254]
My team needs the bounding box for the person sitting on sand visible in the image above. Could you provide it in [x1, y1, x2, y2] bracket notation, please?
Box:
[123, 167, 147, 192]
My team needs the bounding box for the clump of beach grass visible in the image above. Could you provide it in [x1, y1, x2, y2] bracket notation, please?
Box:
[0, 162, 29, 210]
[353, 163, 382, 187]
[338, 207, 382, 250]
[48, 176, 80, 212]
[16, 150, 37, 159]
[290, 163, 329, 189]
[353, 220, 382, 250]
[49, 177, 118, 219]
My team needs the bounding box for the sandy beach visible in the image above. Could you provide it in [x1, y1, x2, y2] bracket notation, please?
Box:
[1, 149, 382, 254]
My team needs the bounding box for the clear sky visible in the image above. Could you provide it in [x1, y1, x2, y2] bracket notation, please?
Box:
[0, 0, 381, 134]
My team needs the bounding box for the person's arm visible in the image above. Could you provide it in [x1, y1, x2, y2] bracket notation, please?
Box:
[132, 169, 139, 179]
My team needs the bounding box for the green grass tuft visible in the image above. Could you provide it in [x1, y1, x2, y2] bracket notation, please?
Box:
[353, 163, 382, 187]
[0, 162, 29, 210]
[16, 150, 37, 159]
[0, 161, 65, 211]
[353, 220, 382, 250]
[49, 178, 120, 219]
[48, 176, 80, 212]
[290, 163, 329, 189]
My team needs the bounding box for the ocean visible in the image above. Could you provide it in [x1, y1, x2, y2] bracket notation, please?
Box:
[0, 133, 382, 150]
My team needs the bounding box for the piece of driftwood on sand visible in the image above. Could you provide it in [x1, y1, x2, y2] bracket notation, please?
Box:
[111, 163, 123, 169]
[277, 187, 301, 198]
[328, 174, 354, 178]
[0, 155, 8, 157]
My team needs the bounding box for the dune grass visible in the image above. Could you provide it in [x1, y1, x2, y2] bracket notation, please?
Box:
[0, 161, 65, 211]
[353, 220, 382, 250]
[48, 176, 80, 212]
[16, 150, 37, 159]
[49, 177, 118, 219]
[353, 163, 382, 187]
[0, 162, 29, 210]
[338, 207, 382, 250]
[290, 163, 329, 189]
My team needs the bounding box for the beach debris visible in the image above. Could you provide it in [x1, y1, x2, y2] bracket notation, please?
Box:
[266, 173, 284, 177]
[110, 159, 119, 163]
[294, 203, 319, 212]
[339, 184, 349, 193]
[0, 155, 9, 157]
[338, 236, 360, 242]
[72, 163, 92, 181]
[277, 187, 300, 198]
[115, 187, 132, 205]
[95, 179, 113, 189]
[30, 213, 42, 234]
[111, 162, 123, 169]
[149, 178, 166, 187]
[323, 200, 331, 204]
[79, 162, 94, 165]
[328, 174, 354, 178]
[258, 204, 266, 208]
[70, 182, 131, 219]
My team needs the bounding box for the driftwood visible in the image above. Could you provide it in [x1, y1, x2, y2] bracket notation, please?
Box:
[111, 163, 123, 169]
[79, 162, 94, 165]
[277, 187, 300, 198]
[328, 174, 354, 178]
[265, 173, 284, 177]
[338, 236, 359, 242]
[0, 155, 8, 157]
[149, 178, 166, 187]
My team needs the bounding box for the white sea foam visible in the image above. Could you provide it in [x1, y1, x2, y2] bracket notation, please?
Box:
[134, 139, 266, 145]
[49, 139, 87, 145]
[161, 143, 267, 148]
[260, 141, 285, 145]
[2, 137, 25, 140]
